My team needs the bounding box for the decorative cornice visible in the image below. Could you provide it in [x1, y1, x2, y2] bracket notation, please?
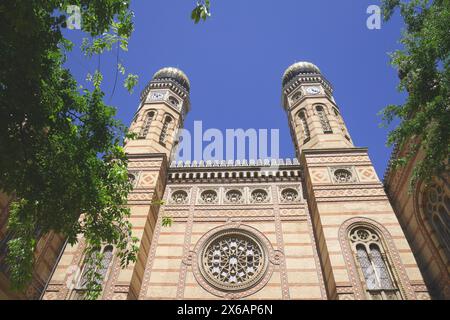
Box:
[301, 147, 369, 156]
[127, 152, 168, 162]
[283, 74, 333, 95]
[167, 159, 302, 184]
[170, 158, 300, 168]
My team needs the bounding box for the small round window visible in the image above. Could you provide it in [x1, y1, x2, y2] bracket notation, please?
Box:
[251, 189, 268, 203]
[225, 190, 242, 203]
[171, 190, 188, 204]
[281, 188, 298, 202]
[201, 190, 218, 204]
[334, 169, 353, 183]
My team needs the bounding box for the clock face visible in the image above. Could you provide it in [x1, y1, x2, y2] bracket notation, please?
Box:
[305, 86, 321, 95]
[150, 92, 165, 101]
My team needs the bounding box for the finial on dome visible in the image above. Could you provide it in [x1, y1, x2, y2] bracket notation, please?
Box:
[152, 67, 190, 92]
[282, 61, 321, 88]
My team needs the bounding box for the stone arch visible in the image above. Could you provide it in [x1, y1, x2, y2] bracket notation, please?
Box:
[413, 177, 450, 293]
[338, 217, 416, 300]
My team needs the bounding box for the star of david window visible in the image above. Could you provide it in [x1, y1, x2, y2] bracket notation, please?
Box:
[199, 230, 268, 291]
[200, 190, 218, 204]
[281, 188, 299, 202]
[333, 168, 354, 184]
[251, 189, 268, 203]
[225, 190, 242, 203]
[171, 190, 188, 204]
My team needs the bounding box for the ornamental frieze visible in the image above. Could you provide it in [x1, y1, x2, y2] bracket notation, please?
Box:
[314, 188, 386, 198]
[128, 160, 164, 168]
[306, 155, 370, 165]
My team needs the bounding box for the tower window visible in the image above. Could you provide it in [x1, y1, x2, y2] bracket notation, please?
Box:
[159, 116, 173, 145]
[72, 245, 114, 300]
[168, 96, 180, 107]
[333, 169, 353, 183]
[291, 91, 302, 103]
[298, 110, 310, 142]
[349, 227, 401, 300]
[139, 111, 155, 139]
[316, 105, 333, 133]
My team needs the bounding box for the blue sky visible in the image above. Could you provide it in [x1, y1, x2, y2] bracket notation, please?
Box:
[64, 0, 406, 178]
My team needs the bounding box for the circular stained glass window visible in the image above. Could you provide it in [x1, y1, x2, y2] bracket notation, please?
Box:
[199, 229, 268, 292]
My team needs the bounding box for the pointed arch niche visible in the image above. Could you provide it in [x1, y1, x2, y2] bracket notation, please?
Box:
[338, 217, 417, 300]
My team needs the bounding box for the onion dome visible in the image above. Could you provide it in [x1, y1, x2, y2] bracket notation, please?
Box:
[152, 67, 190, 92]
[282, 61, 321, 88]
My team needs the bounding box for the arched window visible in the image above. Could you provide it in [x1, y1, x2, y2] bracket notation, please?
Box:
[159, 116, 173, 144]
[139, 111, 155, 139]
[98, 245, 113, 279]
[316, 105, 332, 133]
[298, 110, 310, 141]
[422, 177, 450, 260]
[72, 245, 114, 300]
[349, 227, 401, 300]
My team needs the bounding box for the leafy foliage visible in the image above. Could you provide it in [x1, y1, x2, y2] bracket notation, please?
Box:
[0, 0, 209, 300]
[192, 0, 212, 23]
[0, 0, 139, 299]
[380, 0, 450, 186]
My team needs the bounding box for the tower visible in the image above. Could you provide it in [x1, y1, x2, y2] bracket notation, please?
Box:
[126, 67, 190, 159]
[42, 67, 190, 300]
[282, 62, 353, 153]
[283, 62, 429, 300]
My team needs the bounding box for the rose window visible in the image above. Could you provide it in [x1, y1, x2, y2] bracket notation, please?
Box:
[251, 189, 268, 203]
[334, 169, 353, 183]
[171, 190, 188, 204]
[226, 190, 242, 203]
[200, 230, 267, 291]
[281, 188, 298, 202]
[201, 190, 217, 204]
